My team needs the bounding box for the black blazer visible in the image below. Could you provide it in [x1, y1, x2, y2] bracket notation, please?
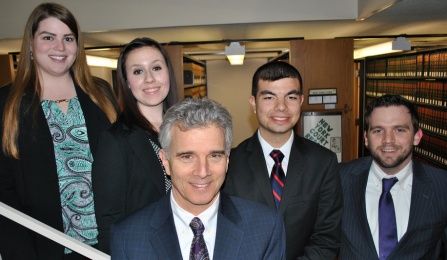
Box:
[223, 131, 343, 260]
[339, 157, 447, 259]
[0, 83, 114, 259]
[92, 119, 166, 254]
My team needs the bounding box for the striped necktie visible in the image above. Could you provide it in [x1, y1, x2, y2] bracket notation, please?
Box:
[270, 149, 286, 209]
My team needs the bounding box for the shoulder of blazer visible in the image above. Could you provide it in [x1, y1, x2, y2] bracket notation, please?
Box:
[219, 193, 242, 223]
[340, 157, 372, 171]
[339, 157, 372, 185]
[293, 133, 335, 156]
[412, 159, 447, 182]
[231, 132, 259, 155]
[106, 117, 128, 136]
[107, 119, 153, 142]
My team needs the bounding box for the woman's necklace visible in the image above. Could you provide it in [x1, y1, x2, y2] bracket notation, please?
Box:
[54, 99, 70, 103]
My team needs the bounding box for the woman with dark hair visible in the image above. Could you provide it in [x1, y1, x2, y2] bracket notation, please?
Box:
[92, 37, 179, 253]
[0, 3, 119, 259]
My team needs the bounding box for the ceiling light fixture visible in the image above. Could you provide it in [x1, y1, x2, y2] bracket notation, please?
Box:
[86, 55, 117, 69]
[225, 42, 245, 65]
[354, 36, 411, 59]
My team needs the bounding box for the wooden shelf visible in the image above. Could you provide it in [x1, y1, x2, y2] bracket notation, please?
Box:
[363, 48, 447, 170]
[183, 56, 207, 98]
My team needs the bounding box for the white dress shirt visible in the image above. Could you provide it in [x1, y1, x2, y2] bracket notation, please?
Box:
[258, 130, 294, 177]
[171, 192, 219, 260]
[365, 161, 413, 255]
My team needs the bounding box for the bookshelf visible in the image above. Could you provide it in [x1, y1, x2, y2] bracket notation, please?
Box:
[362, 48, 447, 170]
[0, 53, 17, 87]
[164, 46, 207, 99]
[183, 55, 207, 99]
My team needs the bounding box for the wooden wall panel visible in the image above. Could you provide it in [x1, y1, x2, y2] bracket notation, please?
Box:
[164, 45, 184, 99]
[0, 54, 14, 87]
[290, 38, 356, 162]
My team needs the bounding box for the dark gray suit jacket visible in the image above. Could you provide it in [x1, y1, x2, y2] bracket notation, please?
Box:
[339, 157, 447, 259]
[110, 192, 286, 259]
[92, 119, 166, 253]
[223, 132, 343, 260]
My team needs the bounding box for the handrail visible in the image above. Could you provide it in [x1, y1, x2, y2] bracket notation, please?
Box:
[0, 202, 110, 260]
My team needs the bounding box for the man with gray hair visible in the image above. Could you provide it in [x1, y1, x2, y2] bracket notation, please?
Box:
[110, 98, 286, 259]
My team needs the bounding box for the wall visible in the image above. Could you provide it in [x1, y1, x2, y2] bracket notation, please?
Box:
[90, 66, 114, 86]
[0, 0, 357, 40]
[206, 59, 266, 148]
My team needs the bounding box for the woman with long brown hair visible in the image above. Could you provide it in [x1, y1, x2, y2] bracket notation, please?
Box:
[0, 3, 118, 259]
[92, 37, 179, 254]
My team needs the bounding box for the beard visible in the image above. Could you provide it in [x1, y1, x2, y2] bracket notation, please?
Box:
[370, 145, 413, 170]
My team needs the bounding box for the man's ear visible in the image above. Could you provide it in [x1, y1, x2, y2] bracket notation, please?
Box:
[249, 95, 256, 114]
[413, 128, 423, 146]
[159, 149, 171, 176]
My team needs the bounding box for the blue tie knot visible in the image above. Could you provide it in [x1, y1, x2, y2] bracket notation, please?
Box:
[382, 177, 398, 193]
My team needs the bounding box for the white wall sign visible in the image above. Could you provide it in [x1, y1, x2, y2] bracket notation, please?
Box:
[302, 111, 342, 162]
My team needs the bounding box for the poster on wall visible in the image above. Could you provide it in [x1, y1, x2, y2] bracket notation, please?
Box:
[301, 111, 342, 162]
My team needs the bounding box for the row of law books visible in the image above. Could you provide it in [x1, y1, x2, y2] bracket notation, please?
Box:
[365, 50, 447, 78]
[415, 134, 447, 167]
[365, 79, 446, 107]
[418, 106, 447, 136]
[414, 154, 446, 170]
[365, 59, 387, 77]
[424, 51, 447, 77]
[386, 55, 420, 77]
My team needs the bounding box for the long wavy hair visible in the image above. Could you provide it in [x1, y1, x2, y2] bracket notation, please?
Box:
[2, 3, 118, 158]
[116, 37, 179, 136]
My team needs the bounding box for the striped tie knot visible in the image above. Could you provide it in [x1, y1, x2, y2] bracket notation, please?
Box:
[270, 150, 284, 164]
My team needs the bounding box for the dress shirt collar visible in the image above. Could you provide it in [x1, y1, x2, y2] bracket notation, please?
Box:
[171, 191, 220, 230]
[258, 130, 293, 176]
[370, 160, 413, 191]
[170, 190, 219, 259]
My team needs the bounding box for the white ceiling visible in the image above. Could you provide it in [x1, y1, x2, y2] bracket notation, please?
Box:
[1, 0, 446, 61]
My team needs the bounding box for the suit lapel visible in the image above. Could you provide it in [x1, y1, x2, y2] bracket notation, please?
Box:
[148, 195, 183, 259]
[247, 134, 276, 208]
[127, 127, 165, 195]
[404, 161, 433, 231]
[351, 160, 378, 257]
[390, 160, 433, 255]
[214, 194, 244, 260]
[279, 135, 306, 214]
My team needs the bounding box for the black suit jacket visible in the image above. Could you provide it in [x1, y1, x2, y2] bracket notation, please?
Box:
[339, 157, 447, 260]
[223, 131, 343, 260]
[110, 192, 286, 259]
[92, 119, 166, 253]
[0, 83, 114, 259]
